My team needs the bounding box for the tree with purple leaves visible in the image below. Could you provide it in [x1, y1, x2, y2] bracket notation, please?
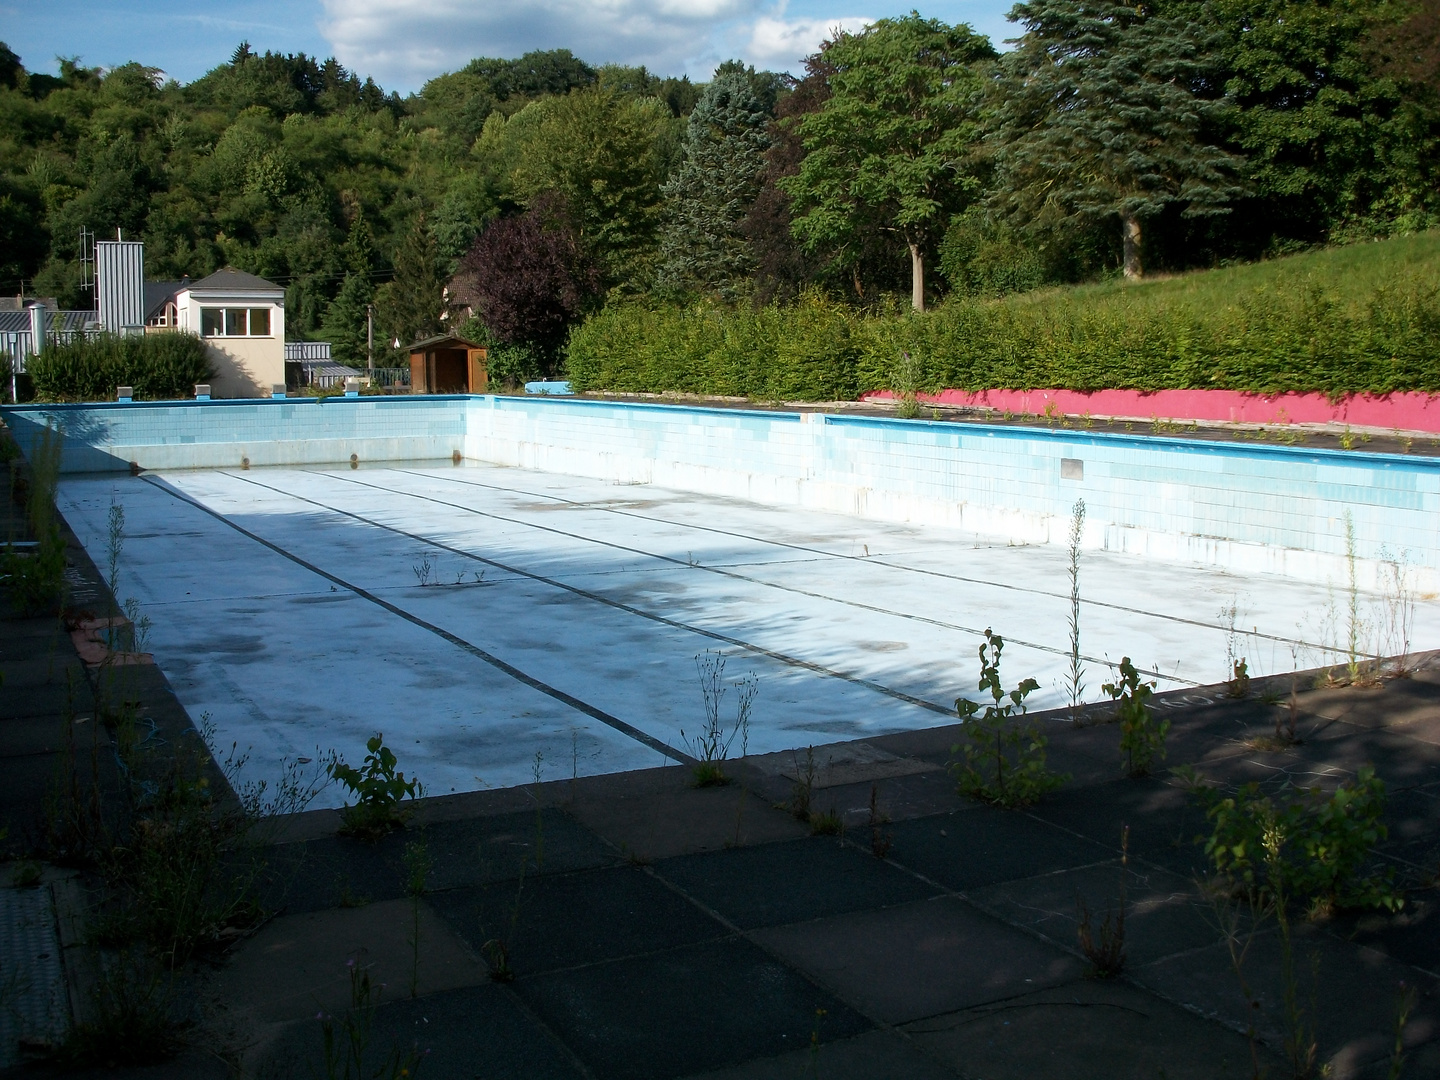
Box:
[455, 195, 600, 367]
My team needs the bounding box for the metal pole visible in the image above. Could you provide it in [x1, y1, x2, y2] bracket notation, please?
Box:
[366, 303, 374, 378]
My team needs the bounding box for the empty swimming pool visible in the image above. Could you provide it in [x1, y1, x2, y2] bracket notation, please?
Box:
[52, 453, 1439, 801]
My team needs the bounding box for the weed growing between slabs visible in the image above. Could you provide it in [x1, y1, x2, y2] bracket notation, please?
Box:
[1076, 826, 1130, 978]
[329, 734, 424, 838]
[951, 630, 1067, 808]
[1181, 765, 1400, 916]
[1105, 658, 1167, 778]
[682, 651, 759, 787]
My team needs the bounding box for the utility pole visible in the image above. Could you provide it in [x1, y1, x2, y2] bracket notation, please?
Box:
[366, 303, 374, 378]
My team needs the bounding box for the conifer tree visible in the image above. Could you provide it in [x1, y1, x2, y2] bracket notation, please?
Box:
[988, 0, 1244, 279]
[320, 216, 377, 366]
[374, 214, 443, 350]
[655, 66, 774, 299]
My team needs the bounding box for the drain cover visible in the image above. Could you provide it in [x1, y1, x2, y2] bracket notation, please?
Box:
[0, 886, 69, 1067]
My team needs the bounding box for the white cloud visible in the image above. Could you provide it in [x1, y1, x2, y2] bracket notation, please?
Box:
[742, 14, 870, 73]
[318, 0, 875, 90]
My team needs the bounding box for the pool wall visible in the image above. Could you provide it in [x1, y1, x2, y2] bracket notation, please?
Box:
[6, 395, 1437, 591]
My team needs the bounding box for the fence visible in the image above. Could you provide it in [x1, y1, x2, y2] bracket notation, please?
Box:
[289, 362, 411, 390]
[0, 329, 101, 374]
[284, 341, 332, 362]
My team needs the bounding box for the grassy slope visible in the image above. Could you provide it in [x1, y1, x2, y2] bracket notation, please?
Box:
[1004, 231, 1440, 319]
[879, 230, 1440, 395]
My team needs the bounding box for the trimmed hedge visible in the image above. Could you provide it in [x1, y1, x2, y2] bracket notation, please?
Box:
[566, 238, 1440, 400]
[28, 332, 215, 402]
[566, 293, 862, 400]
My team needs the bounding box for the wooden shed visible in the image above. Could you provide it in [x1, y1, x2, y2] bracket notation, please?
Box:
[409, 334, 487, 394]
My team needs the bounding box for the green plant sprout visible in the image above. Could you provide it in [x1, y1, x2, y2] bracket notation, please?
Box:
[893, 350, 922, 419]
[318, 956, 424, 1080]
[328, 734, 422, 838]
[1227, 657, 1251, 699]
[1181, 764, 1400, 913]
[681, 651, 758, 787]
[1077, 825, 1129, 977]
[403, 840, 432, 999]
[1105, 658, 1167, 777]
[951, 630, 1067, 807]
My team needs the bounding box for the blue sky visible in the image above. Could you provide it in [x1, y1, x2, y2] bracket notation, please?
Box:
[10, 0, 1021, 94]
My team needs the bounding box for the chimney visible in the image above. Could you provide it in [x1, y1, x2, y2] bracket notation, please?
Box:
[27, 302, 45, 356]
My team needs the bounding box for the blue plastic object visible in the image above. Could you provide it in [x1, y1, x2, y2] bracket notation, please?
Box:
[524, 380, 574, 396]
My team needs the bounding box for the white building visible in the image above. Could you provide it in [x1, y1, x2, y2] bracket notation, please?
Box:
[147, 268, 286, 398]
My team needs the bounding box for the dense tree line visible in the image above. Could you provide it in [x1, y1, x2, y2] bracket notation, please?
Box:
[2, 0, 1437, 380]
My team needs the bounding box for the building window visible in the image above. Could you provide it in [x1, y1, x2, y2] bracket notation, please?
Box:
[201, 307, 273, 337]
[146, 301, 178, 328]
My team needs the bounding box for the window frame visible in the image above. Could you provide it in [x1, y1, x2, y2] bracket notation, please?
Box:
[200, 305, 275, 338]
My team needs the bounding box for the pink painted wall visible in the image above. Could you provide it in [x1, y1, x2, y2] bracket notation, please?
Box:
[862, 387, 1440, 434]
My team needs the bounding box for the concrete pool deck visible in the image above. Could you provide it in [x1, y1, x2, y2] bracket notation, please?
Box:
[4, 583, 1439, 1079]
[52, 461, 1440, 800]
[3, 447, 1439, 1080]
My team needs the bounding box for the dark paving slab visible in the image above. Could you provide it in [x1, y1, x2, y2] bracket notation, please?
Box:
[260, 807, 619, 915]
[654, 836, 939, 930]
[751, 895, 1083, 1024]
[0, 655, 90, 692]
[0, 735, 120, 858]
[903, 976, 1281, 1080]
[805, 769, 976, 826]
[207, 898, 486, 1024]
[968, 860, 1221, 967]
[1025, 777, 1211, 877]
[515, 937, 872, 1080]
[253, 982, 585, 1080]
[569, 782, 807, 860]
[394, 807, 619, 891]
[1333, 897, 1440, 977]
[1377, 784, 1440, 880]
[1301, 722, 1440, 790]
[0, 680, 91, 722]
[885, 804, 1113, 891]
[0, 618, 71, 661]
[681, 1028, 957, 1080]
[428, 864, 729, 976]
[0, 714, 94, 758]
[1134, 924, 1440, 1078]
[257, 834, 409, 915]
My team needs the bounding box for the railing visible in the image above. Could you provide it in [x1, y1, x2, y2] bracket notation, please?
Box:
[285, 341, 332, 362]
[368, 367, 410, 389]
[291, 363, 410, 390]
[1, 329, 103, 374]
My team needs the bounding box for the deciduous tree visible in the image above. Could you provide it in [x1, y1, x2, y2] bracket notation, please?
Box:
[454, 195, 599, 354]
[781, 16, 996, 310]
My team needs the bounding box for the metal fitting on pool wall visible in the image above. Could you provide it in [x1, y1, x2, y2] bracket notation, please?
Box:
[350, 453, 359, 469]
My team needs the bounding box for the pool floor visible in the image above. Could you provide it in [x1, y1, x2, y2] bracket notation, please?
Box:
[55, 462, 1440, 802]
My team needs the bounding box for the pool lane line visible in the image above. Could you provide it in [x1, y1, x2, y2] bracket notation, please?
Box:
[138, 473, 695, 766]
[401, 468, 1330, 655]
[325, 469, 1198, 687]
[211, 469, 961, 716]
